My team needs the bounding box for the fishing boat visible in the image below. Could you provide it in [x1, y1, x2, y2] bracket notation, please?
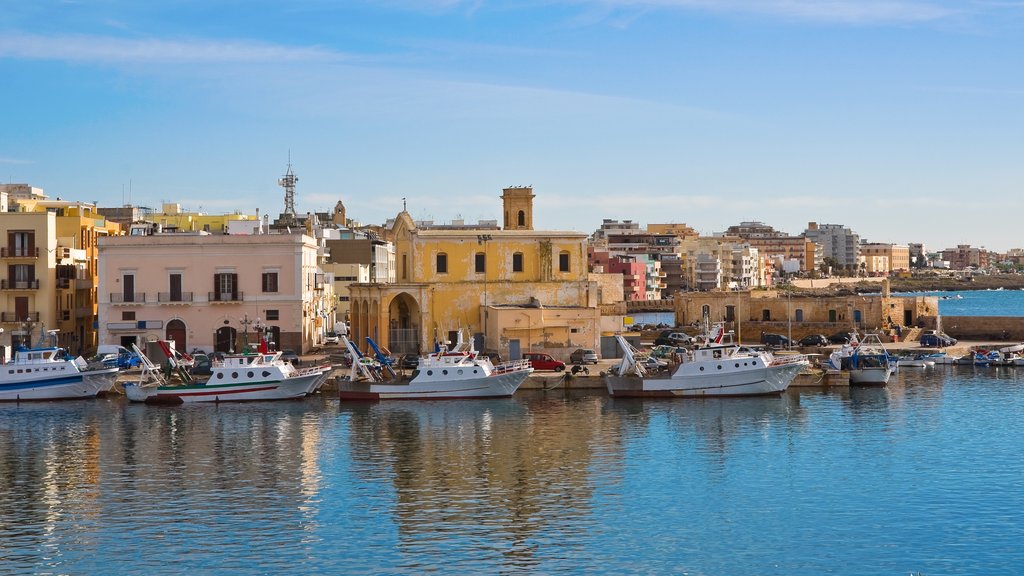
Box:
[896, 353, 939, 368]
[0, 345, 119, 401]
[337, 334, 533, 400]
[604, 324, 809, 398]
[825, 333, 897, 385]
[124, 341, 330, 404]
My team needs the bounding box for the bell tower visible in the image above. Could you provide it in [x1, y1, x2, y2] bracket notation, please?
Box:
[502, 186, 535, 231]
[333, 200, 347, 227]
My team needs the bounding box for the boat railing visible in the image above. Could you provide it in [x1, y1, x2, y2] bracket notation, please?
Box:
[493, 359, 532, 374]
[769, 353, 809, 367]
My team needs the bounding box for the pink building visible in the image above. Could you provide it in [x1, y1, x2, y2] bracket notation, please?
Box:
[590, 249, 647, 301]
[98, 231, 327, 354]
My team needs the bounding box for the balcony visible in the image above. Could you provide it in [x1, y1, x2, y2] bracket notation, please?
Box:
[1, 247, 39, 258]
[76, 278, 93, 290]
[1, 279, 40, 290]
[1, 311, 40, 322]
[110, 292, 146, 304]
[56, 278, 71, 289]
[158, 292, 194, 304]
[209, 291, 244, 303]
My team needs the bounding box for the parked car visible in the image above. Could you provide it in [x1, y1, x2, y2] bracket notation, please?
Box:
[654, 331, 693, 346]
[99, 351, 142, 369]
[398, 353, 419, 369]
[760, 333, 793, 349]
[190, 354, 212, 376]
[920, 330, 957, 347]
[324, 332, 340, 345]
[827, 331, 858, 345]
[280, 349, 301, 366]
[798, 334, 829, 347]
[569, 348, 599, 365]
[522, 352, 566, 372]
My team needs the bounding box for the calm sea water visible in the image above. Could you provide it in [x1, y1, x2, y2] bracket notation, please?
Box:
[901, 288, 1024, 317]
[2, 369, 1023, 575]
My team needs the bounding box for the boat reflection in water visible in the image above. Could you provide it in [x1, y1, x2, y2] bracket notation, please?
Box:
[338, 393, 624, 570]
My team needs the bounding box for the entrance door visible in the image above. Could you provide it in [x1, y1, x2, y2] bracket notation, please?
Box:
[904, 310, 913, 326]
[166, 319, 187, 352]
[14, 296, 28, 322]
[215, 326, 237, 353]
[509, 339, 521, 360]
[828, 309, 838, 323]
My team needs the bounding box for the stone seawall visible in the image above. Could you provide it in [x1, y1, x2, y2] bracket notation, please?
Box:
[920, 316, 1024, 341]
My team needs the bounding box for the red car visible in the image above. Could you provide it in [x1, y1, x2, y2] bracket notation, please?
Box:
[522, 352, 566, 372]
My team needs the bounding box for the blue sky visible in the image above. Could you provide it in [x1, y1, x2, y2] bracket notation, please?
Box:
[2, 1, 1022, 251]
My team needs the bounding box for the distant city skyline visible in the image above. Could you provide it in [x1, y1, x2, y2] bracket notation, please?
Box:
[2, 1, 1021, 250]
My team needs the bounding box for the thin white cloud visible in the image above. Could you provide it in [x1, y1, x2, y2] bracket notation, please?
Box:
[0, 33, 351, 64]
[0, 157, 33, 165]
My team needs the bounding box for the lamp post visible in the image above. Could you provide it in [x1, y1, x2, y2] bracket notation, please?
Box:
[239, 314, 255, 350]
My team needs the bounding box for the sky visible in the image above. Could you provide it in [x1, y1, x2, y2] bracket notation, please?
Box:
[2, 1, 1022, 251]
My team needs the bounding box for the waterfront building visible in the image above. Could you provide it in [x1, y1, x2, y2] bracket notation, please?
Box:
[720, 221, 819, 274]
[0, 184, 120, 355]
[859, 242, 911, 276]
[940, 244, 990, 270]
[348, 187, 615, 361]
[803, 222, 860, 272]
[98, 229, 327, 354]
[676, 237, 762, 291]
[323, 229, 395, 324]
[672, 290, 938, 343]
[589, 250, 646, 301]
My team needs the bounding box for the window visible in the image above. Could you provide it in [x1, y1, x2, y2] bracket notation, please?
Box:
[402, 254, 408, 280]
[725, 305, 735, 322]
[795, 309, 804, 322]
[122, 311, 136, 321]
[214, 272, 238, 301]
[762, 309, 771, 321]
[436, 253, 448, 274]
[475, 252, 486, 274]
[517, 210, 526, 227]
[262, 272, 279, 293]
[169, 273, 182, 301]
[266, 310, 279, 321]
[123, 273, 135, 302]
[558, 251, 570, 273]
[513, 252, 523, 273]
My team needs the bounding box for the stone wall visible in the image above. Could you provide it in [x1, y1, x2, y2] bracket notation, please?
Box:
[918, 316, 1024, 341]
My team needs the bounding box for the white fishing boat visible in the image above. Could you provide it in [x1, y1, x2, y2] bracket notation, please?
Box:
[337, 334, 533, 400]
[825, 333, 897, 385]
[0, 346, 119, 401]
[125, 342, 330, 404]
[897, 353, 938, 368]
[604, 324, 809, 398]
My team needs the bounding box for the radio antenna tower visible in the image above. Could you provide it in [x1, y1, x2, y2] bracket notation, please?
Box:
[278, 152, 298, 220]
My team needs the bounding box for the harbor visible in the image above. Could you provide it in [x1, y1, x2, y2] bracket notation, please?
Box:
[3, 367, 1023, 575]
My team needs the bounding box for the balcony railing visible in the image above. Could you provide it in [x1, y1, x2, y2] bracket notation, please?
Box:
[1, 311, 40, 322]
[1, 247, 39, 258]
[56, 278, 71, 289]
[110, 292, 146, 304]
[158, 292, 194, 303]
[208, 291, 244, 303]
[1, 279, 40, 290]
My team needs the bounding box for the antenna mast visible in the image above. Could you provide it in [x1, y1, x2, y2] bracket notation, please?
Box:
[278, 152, 298, 220]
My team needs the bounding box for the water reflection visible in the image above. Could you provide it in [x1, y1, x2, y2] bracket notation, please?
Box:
[339, 392, 621, 572]
[0, 398, 329, 574]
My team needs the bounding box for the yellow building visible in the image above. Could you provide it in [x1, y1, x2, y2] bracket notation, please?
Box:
[860, 243, 911, 274]
[0, 185, 120, 354]
[348, 188, 608, 360]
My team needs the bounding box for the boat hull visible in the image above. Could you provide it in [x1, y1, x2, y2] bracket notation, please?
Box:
[0, 368, 119, 402]
[338, 369, 530, 400]
[848, 367, 891, 386]
[605, 361, 805, 398]
[125, 371, 323, 404]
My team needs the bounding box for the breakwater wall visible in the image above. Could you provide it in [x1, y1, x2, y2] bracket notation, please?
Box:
[920, 316, 1024, 341]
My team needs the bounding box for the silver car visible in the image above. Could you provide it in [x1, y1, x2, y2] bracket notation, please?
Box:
[570, 348, 599, 364]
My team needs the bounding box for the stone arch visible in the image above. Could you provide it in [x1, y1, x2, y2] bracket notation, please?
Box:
[387, 292, 423, 354]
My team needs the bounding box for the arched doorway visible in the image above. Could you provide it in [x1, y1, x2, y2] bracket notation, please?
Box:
[166, 319, 187, 352]
[388, 293, 422, 354]
[215, 326, 237, 353]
